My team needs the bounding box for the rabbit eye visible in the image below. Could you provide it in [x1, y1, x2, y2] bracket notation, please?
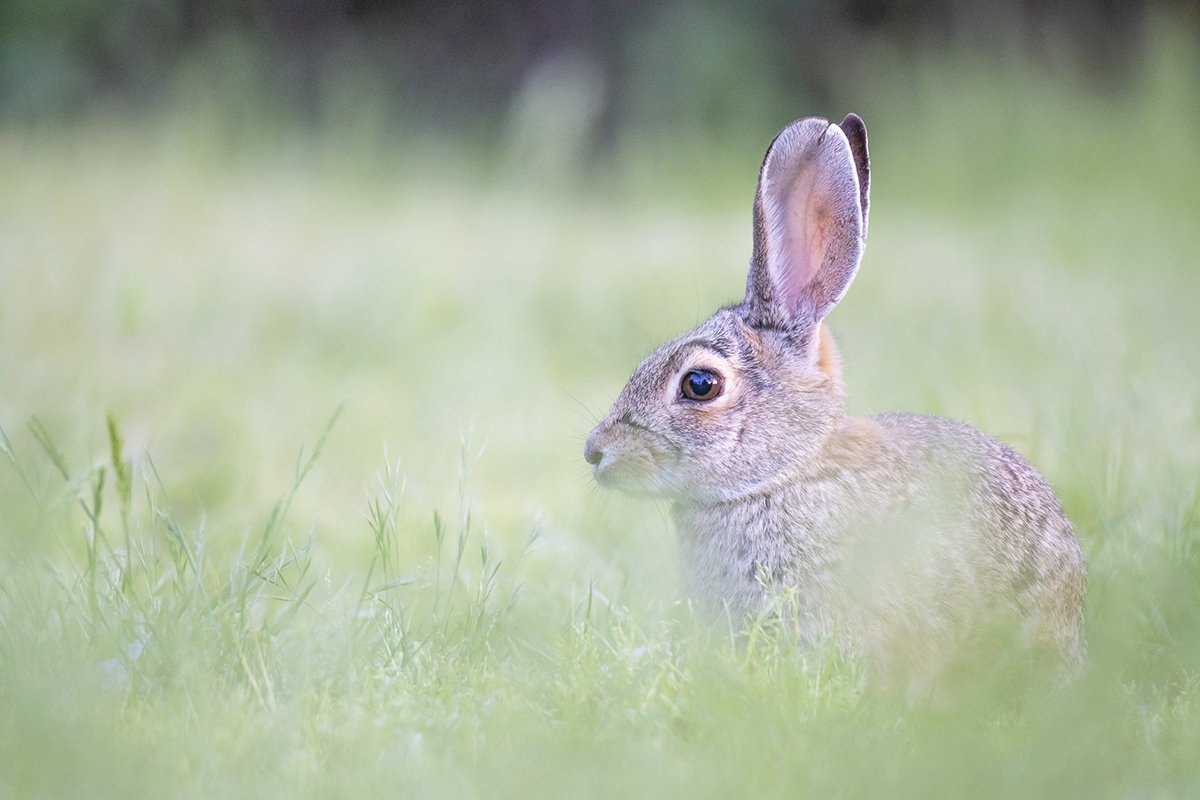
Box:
[680, 370, 723, 402]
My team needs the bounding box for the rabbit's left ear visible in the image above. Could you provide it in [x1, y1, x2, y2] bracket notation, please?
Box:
[745, 114, 870, 333]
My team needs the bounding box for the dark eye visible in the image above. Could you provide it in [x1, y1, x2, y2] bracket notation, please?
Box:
[680, 370, 723, 402]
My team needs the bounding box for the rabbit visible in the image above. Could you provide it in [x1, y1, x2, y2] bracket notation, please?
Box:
[584, 114, 1086, 687]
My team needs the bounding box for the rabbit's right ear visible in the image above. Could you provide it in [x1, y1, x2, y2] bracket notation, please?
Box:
[744, 114, 870, 334]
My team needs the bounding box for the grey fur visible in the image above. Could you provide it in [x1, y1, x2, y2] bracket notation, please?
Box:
[584, 114, 1086, 685]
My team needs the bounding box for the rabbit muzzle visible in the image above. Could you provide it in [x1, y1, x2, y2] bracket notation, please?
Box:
[585, 419, 679, 495]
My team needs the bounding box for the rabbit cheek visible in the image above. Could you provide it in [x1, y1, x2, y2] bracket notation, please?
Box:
[664, 403, 768, 499]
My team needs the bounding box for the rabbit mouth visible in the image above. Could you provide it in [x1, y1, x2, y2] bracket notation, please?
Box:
[591, 446, 679, 495]
[587, 425, 681, 496]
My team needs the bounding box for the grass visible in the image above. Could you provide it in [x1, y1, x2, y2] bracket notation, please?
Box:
[2, 21, 1200, 798]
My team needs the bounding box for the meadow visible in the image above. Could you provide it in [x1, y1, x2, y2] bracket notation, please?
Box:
[2, 24, 1200, 798]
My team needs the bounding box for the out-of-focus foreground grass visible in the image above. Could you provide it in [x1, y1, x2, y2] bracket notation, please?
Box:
[2, 22, 1200, 800]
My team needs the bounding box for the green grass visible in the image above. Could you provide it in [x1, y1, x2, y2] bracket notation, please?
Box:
[3, 22, 1200, 798]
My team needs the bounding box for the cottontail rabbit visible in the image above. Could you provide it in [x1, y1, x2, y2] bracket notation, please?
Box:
[584, 114, 1085, 684]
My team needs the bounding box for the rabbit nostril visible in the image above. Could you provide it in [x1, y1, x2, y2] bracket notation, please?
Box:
[584, 441, 604, 466]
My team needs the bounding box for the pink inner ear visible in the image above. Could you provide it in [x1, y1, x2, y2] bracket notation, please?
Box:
[774, 167, 826, 316]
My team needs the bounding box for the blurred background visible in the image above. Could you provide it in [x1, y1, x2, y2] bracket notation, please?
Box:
[2, 0, 1200, 590]
[1, 0, 1198, 583]
[0, 0, 1181, 138]
[3, 2, 1200, 797]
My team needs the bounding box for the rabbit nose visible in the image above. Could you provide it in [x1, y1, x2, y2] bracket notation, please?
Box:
[584, 434, 604, 466]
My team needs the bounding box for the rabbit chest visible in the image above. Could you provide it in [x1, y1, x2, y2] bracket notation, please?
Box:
[671, 473, 866, 623]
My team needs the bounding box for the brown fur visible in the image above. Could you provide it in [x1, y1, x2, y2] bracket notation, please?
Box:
[815, 323, 843, 388]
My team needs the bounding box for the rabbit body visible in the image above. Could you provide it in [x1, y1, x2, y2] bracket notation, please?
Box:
[675, 401, 1086, 677]
[585, 114, 1086, 680]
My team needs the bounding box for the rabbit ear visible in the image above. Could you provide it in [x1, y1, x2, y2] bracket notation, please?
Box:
[745, 114, 870, 333]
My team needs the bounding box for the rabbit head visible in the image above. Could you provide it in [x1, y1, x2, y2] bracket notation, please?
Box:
[585, 114, 871, 503]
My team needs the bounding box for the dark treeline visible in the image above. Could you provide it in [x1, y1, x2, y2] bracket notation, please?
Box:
[0, 0, 1188, 133]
